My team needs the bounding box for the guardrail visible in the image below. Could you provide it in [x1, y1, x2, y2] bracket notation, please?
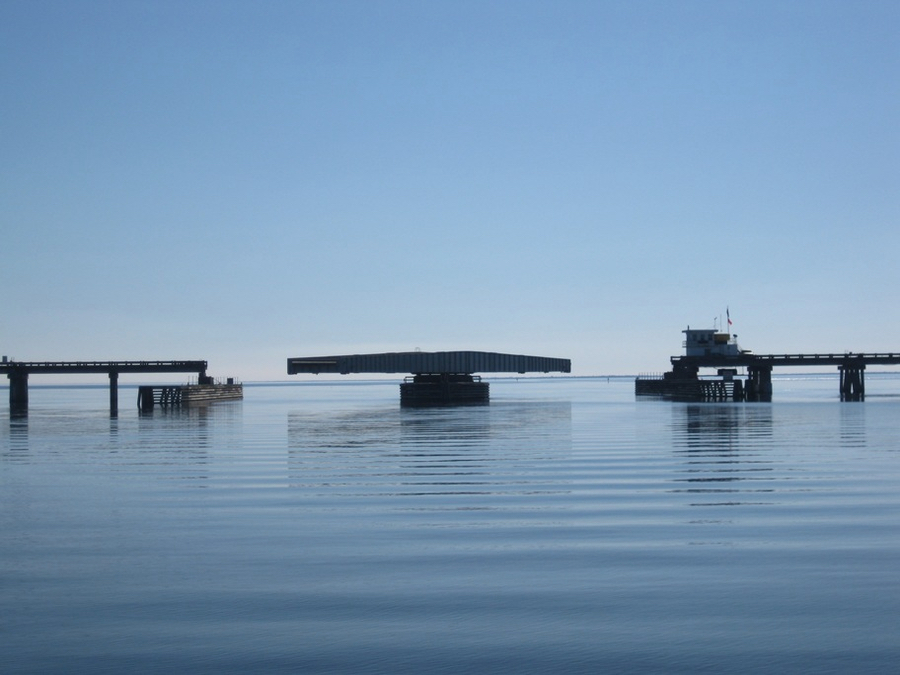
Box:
[0, 360, 208, 373]
[672, 353, 900, 368]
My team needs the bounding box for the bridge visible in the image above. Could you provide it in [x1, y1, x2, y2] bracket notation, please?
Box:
[2, 360, 209, 416]
[667, 352, 900, 401]
[287, 351, 571, 405]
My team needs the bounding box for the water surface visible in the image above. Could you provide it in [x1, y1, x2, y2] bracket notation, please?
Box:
[2, 376, 899, 673]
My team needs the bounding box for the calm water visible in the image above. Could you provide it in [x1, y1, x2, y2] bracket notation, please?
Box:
[2, 376, 899, 674]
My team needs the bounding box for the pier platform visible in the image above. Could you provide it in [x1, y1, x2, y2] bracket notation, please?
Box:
[137, 379, 243, 411]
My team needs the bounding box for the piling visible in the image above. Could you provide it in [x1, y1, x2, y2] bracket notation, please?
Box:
[839, 364, 865, 401]
[8, 370, 28, 416]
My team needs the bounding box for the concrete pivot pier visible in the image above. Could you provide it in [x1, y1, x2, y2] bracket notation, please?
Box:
[400, 374, 488, 407]
[287, 351, 571, 406]
[1, 360, 208, 416]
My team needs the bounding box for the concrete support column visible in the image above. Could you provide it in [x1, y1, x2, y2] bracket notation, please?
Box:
[9, 370, 29, 416]
[109, 372, 119, 416]
[138, 386, 155, 412]
[400, 374, 489, 406]
[760, 366, 773, 401]
[839, 365, 865, 401]
[746, 365, 773, 402]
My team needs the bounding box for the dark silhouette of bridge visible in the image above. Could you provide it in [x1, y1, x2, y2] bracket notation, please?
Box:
[2, 360, 209, 416]
[641, 352, 900, 401]
[287, 351, 571, 405]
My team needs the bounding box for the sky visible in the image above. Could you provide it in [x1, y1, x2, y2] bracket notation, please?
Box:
[2, 0, 898, 381]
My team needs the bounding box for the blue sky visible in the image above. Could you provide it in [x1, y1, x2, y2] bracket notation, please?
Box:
[2, 1, 898, 380]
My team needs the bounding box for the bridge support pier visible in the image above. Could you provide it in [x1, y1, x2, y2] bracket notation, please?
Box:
[746, 365, 773, 402]
[400, 374, 489, 407]
[839, 365, 865, 401]
[109, 372, 119, 416]
[138, 386, 155, 412]
[8, 371, 28, 416]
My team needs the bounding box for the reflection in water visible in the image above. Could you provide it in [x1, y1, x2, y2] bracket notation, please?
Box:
[1, 400, 245, 487]
[4, 383, 900, 673]
[4, 417, 29, 461]
[839, 403, 867, 448]
[399, 406, 492, 448]
[670, 404, 776, 507]
[124, 403, 244, 484]
[287, 401, 572, 503]
[674, 404, 774, 451]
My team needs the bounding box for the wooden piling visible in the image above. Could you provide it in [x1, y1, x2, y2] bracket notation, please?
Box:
[109, 372, 119, 416]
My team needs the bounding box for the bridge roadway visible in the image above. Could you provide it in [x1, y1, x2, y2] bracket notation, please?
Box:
[672, 352, 900, 368]
[288, 351, 571, 376]
[2, 360, 209, 416]
[288, 351, 572, 405]
[671, 352, 900, 401]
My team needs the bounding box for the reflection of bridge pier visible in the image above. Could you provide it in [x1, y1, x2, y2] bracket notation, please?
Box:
[287, 351, 571, 406]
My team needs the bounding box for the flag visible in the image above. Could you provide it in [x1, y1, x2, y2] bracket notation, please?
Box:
[727, 307, 732, 326]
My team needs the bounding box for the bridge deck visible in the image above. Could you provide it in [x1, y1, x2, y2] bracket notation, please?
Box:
[288, 351, 571, 375]
[4, 360, 211, 416]
[1, 360, 208, 375]
[672, 353, 900, 369]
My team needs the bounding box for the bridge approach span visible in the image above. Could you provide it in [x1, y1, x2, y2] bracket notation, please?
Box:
[1, 360, 208, 375]
[672, 353, 900, 369]
[3, 360, 209, 416]
[669, 352, 900, 401]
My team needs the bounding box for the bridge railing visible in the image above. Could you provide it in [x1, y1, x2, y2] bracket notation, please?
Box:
[673, 353, 900, 367]
[0, 360, 209, 374]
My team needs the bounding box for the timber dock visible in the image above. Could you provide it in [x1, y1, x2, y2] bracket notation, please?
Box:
[137, 379, 243, 411]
